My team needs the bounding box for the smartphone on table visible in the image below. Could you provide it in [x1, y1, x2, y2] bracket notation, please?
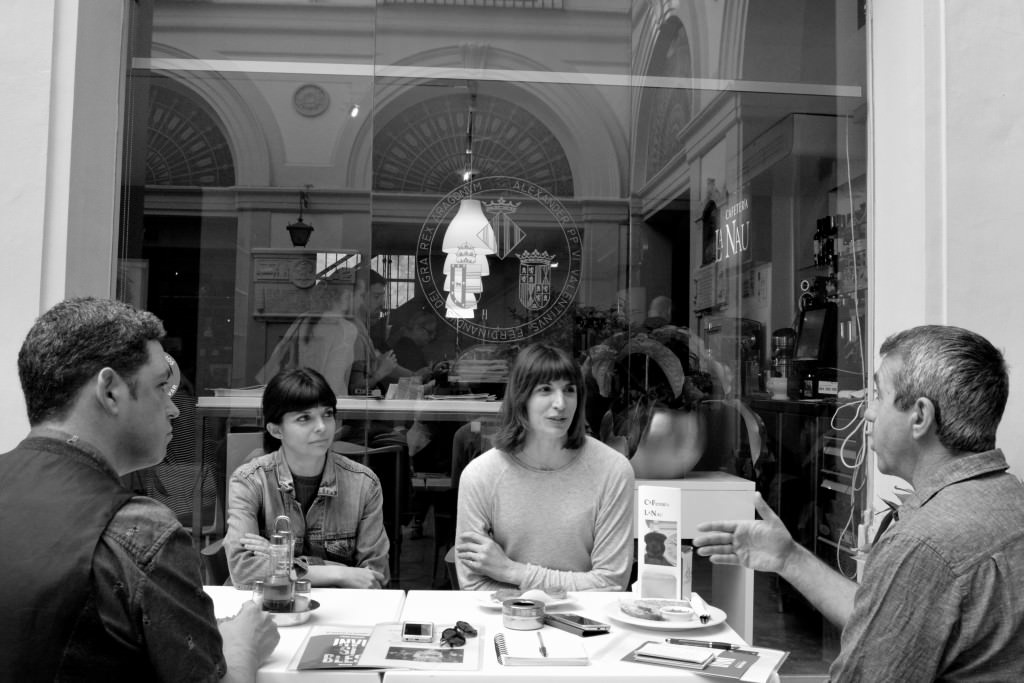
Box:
[543, 613, 611, 637]
[401, 621, 435, 642]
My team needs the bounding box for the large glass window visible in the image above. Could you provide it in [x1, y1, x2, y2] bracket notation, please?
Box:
[119, 1, 867, 673]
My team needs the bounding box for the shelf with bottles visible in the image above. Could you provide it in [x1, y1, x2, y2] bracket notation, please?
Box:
[807, 211, 867, 278]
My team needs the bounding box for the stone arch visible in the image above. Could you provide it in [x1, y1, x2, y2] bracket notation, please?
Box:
[144, 76, 235, 186]
[148, 43, 275, 187]
[636, 17, 695, 185]
[346, 46, 628, 198]
[371, 91, 573, 197]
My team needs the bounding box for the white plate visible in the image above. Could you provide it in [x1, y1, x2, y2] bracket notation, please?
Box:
[604, 598, 727, 630]
[476, 591, 574, 610]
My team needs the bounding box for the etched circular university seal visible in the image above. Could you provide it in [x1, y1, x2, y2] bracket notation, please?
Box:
[416, 176, 583, 343]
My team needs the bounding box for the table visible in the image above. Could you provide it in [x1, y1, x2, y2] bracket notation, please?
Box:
[191, 395, 501, 545]
[195, 395, 502, 422]
[205, 585, 406, 682]
[387, 590, 751, 681]
[635, 473, 755, 642]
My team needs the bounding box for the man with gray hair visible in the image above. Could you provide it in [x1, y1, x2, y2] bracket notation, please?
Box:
[0, 297, 278, 681]
[695, 324, 1024, 681]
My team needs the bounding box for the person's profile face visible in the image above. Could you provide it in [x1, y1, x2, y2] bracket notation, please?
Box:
[368, 284, 387, 315]
[122, 341, 181, 469]
[525, 378, 578, 441]
[865, 355, 911, 477]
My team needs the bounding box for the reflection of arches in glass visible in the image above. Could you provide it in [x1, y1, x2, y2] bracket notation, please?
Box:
[145, 77, 236, 187]
[372, 93, 573, 197]
[638, 18, 694, 182]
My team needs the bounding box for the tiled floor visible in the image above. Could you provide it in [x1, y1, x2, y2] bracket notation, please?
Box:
[393, 513, 834, 680]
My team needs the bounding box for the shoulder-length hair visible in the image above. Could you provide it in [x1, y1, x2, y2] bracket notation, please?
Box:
[493, 343, 587, 453]
[261, 367, 337, 452]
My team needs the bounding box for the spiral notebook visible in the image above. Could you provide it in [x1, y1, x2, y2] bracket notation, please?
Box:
[493, 629, 589, 666]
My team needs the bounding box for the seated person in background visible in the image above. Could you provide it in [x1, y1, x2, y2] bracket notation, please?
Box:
[0, 297, 277, 681]
[694, 325, 1024, 681]
[349, 269, 399, 395]
[257, 278, 360, 396]
[225, 367, 390, 589]
[454, 342, 634, 592]
[389, 308, 442, 380]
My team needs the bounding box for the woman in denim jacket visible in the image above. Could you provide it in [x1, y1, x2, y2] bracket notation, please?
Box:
[225, 367, 390, 588]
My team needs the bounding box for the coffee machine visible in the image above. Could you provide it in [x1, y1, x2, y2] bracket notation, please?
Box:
[701, 317, 763, 396]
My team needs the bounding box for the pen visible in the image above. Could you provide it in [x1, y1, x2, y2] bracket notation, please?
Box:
[665, 638, 744, 650]
[537, 631, 548, 657]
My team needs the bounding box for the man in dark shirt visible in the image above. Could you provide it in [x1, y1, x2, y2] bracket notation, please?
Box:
[694, 325, 1024, 681]
[0, 297, 279, 681]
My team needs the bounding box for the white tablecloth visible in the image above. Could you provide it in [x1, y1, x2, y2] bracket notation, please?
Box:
[205, 586, 406, 682]
[386, 590, 751, 682]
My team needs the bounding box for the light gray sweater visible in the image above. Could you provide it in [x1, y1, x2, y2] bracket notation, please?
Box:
[455, 436, 635, 592]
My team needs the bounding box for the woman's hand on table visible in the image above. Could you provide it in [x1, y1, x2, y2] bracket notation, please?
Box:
[305, 563, 383, 589]
[455, 530, 526, 586]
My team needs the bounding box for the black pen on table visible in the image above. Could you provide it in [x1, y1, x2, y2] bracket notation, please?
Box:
[537, 631, 548, 657]
[665, 638, 745, 651]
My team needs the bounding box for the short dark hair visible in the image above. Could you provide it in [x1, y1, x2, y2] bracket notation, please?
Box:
[493, 343, 587, 452]
[880, 325, 1008, 452]
[18, 297, 165, 426]
[261, 367, 338, 451]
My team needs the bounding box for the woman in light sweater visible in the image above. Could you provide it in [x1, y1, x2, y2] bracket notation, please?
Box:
[454, 343, 635, 592]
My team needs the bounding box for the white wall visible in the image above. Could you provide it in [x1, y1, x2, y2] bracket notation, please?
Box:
[0, 1, 62, 448]
[872, 0, 1024, 507]
[0, 1, 126, 452]
[943, 1, 1024, 477]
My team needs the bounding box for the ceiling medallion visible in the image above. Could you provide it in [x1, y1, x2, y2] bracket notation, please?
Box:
[293, 84, 330, 118]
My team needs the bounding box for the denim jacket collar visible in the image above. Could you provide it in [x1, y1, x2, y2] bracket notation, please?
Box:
[267, 448, 339, 498]
[26, 427, 120, 481]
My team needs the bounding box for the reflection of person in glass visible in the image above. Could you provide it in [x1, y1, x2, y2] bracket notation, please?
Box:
[455, 343, 634, 591]
[348, 269, 399, 395]
[389, 309, 441, 380]
[225, 367, 390, 589]
[256, 278, 360, 396]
